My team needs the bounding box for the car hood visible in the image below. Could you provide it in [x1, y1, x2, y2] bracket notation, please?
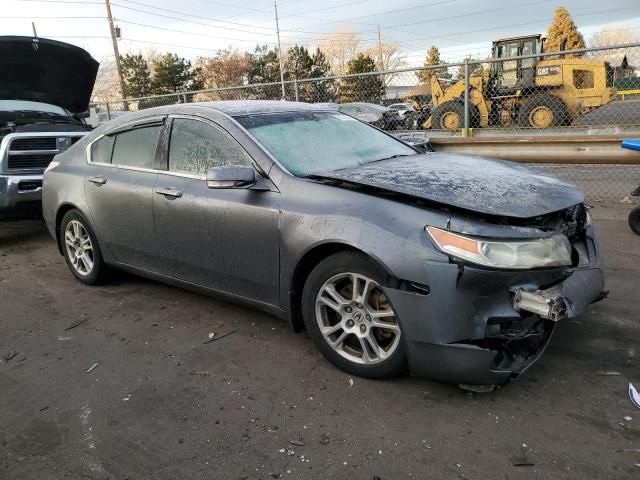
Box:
[0, 36, 99, 114]
[313, 153, 584, 218]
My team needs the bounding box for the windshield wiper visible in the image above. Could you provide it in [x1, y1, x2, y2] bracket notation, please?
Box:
[373, 153, 413, 162]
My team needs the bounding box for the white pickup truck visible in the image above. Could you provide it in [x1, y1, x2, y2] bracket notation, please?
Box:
[0, 36, 98, 219]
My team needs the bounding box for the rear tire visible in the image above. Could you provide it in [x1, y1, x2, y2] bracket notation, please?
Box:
[302, 251, 407, 379]
[518, 94, 568, 128]
[59, 210, 108, 285]
[629, 207, 640, 235]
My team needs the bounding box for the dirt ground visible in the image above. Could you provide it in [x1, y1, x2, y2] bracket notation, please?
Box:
[1, 206, 639, 480]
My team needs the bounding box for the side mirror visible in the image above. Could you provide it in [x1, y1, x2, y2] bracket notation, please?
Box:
[206, 165, 256, 189]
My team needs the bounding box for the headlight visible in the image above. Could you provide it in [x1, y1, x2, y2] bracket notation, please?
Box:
[425, 226, 572, 269]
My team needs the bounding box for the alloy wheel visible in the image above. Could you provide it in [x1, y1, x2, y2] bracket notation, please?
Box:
[64, 220, 94, 276]
[315, 272, 401, 365]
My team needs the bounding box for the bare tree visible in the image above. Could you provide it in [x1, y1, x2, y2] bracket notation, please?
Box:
[91, 55, 121, 102]
[316, 25, 362, 75]
[588, 26, 640, 64]
[363, 41, 407, 85]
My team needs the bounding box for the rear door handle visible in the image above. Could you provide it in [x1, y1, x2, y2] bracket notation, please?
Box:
[88, 176, 107, 185]
[155, 187, 183, 198]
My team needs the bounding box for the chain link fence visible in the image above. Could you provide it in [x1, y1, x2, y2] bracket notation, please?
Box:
[90, 43, 640, 200]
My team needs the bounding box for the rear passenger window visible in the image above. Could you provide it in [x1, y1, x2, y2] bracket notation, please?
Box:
[90, 135, 115, 164]
[168, 118, 252, 175]
[111, 125, 161, 170]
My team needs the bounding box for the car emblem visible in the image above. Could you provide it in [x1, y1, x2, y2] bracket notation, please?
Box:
[353, 311, 363, 322]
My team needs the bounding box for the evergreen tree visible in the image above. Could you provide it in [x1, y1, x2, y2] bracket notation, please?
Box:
[247, 45, 282, 99]
[416, 46, 451, 84]
[545, 6, 585, 55]
[340, 53, 384, 103]
[285, 45, 313, 80]
[309, 48, 335, 102]
[120, 53, 151, 98]
[150, 53, 202, 95]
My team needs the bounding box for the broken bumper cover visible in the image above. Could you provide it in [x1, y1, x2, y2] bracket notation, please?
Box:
[383, 239, 604, 386]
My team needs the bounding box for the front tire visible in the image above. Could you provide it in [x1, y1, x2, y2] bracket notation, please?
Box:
[59, 210, 108, 285]
[302, 251, 407, 379]
[518, 94, 568, 128]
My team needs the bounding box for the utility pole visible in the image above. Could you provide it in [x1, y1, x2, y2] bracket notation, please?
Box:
[376, 25, 384, 72]
[104, 0, 128, 107]
[274, 0, 286, 100]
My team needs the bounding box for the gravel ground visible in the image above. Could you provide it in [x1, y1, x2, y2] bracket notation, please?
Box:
[1, 206, 639, 480]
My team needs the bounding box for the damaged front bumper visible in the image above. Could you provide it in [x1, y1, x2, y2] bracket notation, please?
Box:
[383, 232, 604, 386]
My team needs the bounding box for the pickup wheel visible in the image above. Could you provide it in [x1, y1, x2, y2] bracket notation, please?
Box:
[59, 210, 108, 285]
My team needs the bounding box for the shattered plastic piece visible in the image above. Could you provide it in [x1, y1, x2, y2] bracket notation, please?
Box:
[510, 456, 535, 467]
[459, 384, 495, 393]
[86, 362, 98, 373]
[629, 383, 640, 409]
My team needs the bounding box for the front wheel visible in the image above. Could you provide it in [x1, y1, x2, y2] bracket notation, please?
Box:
[302, 251, 407, 379]
[59, 210, 108, 285]
[629, 207, 640, 235]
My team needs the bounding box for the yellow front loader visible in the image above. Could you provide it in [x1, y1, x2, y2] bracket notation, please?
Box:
[425, 34, 616, 130]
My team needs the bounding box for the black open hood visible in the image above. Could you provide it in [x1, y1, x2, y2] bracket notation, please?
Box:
[313, 153, 585, 219]
[0, 36, 99, 114]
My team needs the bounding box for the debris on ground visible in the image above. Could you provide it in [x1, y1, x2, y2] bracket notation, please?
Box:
[319, 434, 330, 445]
[86, 362, 98, 374]
[616, 449, 640, 453]
[348, 377, 354, 387]
[39, 406, 49, 412]
[2, 350, 18, 363]
[203, 329, 236, 344]
[122, 395, 131, 402]
[629, 383, 640, 409]
[510, 443, 535, 466]
[64, 316, 89, 331]
[208, 332, 215, 339]
[289, 440, 305, 446]
[459, 384, 495, 393]
[624, 416, 632, 421]
[596, 370, 622, 376]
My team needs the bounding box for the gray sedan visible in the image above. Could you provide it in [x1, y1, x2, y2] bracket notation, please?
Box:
[42, 101, 605, 388]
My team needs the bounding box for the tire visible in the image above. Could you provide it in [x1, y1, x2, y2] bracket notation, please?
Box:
[430, 101, 479, 130]
[629, 207, 640, 235]
[518, 94, 568, 128]
[59, 209, 108, 285]
[301, 251, 407, 379]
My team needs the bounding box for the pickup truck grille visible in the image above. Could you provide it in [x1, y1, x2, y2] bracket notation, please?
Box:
[10, 137, 57, 151]
[7, 153, 56, 170]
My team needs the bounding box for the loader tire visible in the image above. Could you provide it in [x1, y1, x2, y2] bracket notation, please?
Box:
[431, 101, 479, 130]
[518, 94, 568, 128]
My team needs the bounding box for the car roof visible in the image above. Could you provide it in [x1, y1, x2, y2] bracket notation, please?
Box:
[198, 100, 332, 116]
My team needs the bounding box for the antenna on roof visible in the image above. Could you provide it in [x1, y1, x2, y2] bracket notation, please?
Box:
[32, 21, 38, 38]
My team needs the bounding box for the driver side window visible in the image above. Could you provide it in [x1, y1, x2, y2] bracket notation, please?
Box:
[168, 118, 253, 175]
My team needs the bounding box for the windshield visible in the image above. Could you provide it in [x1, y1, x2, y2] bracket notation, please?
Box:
[235, 111, 416, 177]
[0, 100, 68, 116]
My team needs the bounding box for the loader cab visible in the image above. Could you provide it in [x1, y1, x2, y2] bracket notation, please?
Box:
[491, 35, 542, 93]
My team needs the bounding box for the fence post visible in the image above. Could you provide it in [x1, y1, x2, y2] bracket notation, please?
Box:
[463, 58, 470, 137]
[295, 80, 300, 102]
[106, 102, 111, 121]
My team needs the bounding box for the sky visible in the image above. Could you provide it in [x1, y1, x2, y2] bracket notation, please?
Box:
[2, 0, 640, 66]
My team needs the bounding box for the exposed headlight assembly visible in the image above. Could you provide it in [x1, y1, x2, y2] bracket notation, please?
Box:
[426, 226, 572, 270]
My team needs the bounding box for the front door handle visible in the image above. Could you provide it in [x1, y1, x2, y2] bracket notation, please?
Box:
[88, 176, 107, 185]
[155, 187, 183, 198]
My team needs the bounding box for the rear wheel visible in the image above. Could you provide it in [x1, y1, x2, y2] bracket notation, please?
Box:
[59, 210, 108, 285]
[302, 251, 407, 379]
[629, 207, 640, 235]
[518, 94, 568, 128]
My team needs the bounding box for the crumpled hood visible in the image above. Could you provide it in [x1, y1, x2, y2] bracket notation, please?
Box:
[0, 36, 99, 113]
[314, 153, 584, 218]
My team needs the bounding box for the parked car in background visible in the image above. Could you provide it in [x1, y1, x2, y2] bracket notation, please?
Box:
[0, 36, 97, 219]
[388, 102, 414, 119]
[337, 102, 401, 130]
[43, 101, 605, 388]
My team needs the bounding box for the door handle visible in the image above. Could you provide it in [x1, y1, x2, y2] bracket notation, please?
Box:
[88, 176, 107, 185]
[155, 187, 183, 198]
